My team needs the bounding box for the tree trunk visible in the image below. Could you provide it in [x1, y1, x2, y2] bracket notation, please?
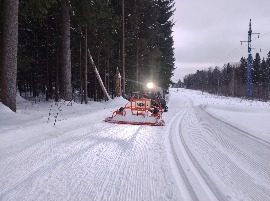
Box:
[122, 0, 126, 96]
[107, 55, 110, 93]
[79, 27, 83, 104]
[105, 60, 107, 92]
[33, 35, 38, 98]
[136, 28, 139, 91]
[46, 17, 50, 101]
[61, 0, 72, 101]
[84, 27, 88, 104]
[55, 48, 59, 102]
[1, 0, 19, 112]
[87, 50, 110, 101]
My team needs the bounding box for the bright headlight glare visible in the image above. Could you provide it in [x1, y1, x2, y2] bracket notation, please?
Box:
[147, 82, 154, 89]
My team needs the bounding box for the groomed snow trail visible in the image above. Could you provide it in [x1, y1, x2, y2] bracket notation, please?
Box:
[0, 104, 181, 201]
[1, 91, 270, 201]
[165, 90, 270, 201]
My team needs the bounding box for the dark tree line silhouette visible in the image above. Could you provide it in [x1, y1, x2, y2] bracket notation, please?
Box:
[183, 52, 270, 100]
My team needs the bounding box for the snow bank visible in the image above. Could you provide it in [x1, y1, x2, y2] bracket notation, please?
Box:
[107, 96, 129, 107]
[0, 102, 13, 114]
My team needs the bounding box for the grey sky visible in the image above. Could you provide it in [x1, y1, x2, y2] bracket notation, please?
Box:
[172, 0, 270, 82]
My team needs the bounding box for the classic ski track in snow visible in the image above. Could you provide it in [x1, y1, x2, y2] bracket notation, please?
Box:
[167, 110, 200, 201]
[188, 106, 270, 201]
[166, 96, 224, 201]
[0, 107, 180, 201]
[166, 92, 270, 201]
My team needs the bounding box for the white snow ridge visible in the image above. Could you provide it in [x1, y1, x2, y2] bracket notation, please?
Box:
[0, 88, 270, 201]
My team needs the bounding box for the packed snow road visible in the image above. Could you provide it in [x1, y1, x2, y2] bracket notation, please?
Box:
[0, 90, 270, 201]
[165, 90, 270, 201]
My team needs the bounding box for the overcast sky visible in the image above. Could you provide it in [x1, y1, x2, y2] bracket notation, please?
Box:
[172, 0, 270, 82]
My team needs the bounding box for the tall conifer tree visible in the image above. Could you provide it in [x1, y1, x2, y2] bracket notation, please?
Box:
[1, 0, 19, 112]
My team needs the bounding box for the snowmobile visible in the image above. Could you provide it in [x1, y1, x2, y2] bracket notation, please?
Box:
[104, 82, 166, 126]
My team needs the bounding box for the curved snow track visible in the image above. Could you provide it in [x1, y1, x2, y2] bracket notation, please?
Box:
[166, 92, 270, 201]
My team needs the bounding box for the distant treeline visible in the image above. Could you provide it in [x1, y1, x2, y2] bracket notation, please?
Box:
[183, 52, 270, 100]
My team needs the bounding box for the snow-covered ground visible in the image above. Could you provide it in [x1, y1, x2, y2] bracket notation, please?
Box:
[0, 89, 270, 201]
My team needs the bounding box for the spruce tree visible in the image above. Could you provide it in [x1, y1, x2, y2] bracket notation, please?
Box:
[156, 0, 175, 91]
[239, 57, 247, 85]
[252, 53, 261, 84]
